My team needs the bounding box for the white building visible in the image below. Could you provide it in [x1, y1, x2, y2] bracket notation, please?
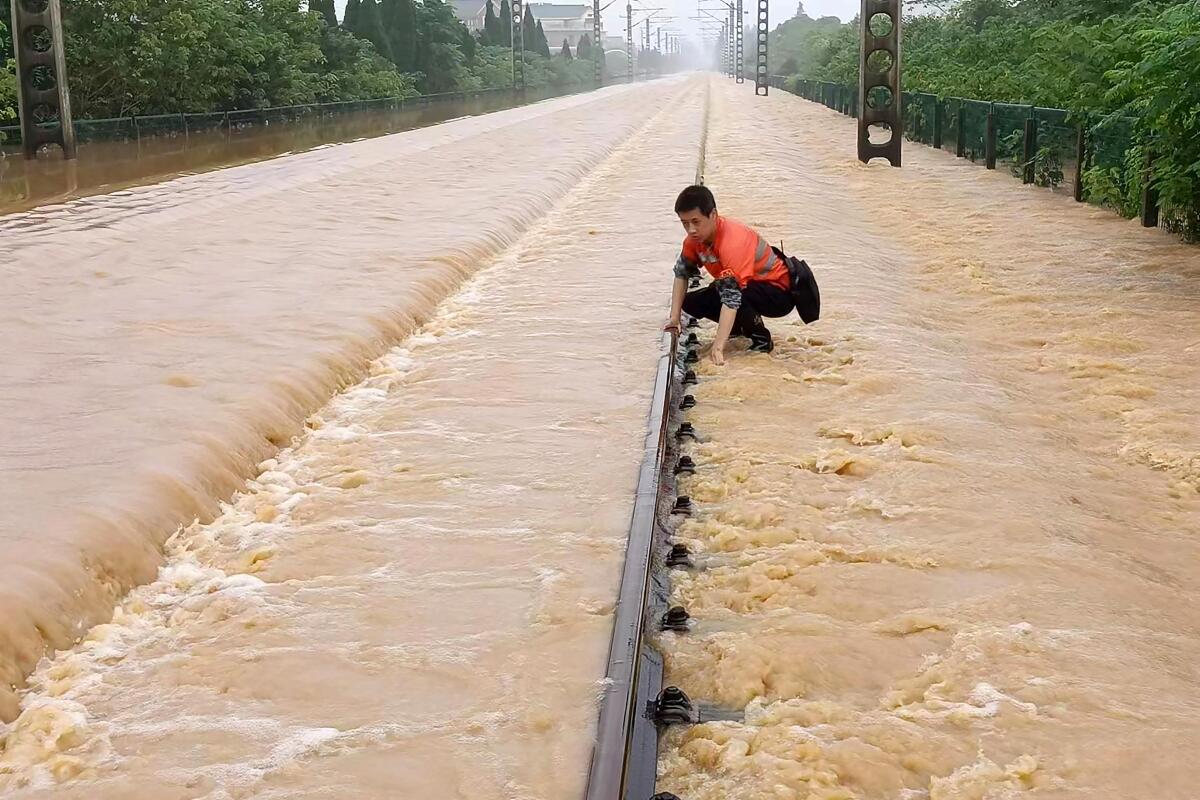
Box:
[450, 0, 605, 49]
[529, 4, 603, 50]
[449, 0, 489, 33]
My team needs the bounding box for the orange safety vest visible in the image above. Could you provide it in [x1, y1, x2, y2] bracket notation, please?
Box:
[680, 216, 790, 292]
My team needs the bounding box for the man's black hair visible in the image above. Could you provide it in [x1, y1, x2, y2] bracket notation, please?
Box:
[675, 184, 716, 216]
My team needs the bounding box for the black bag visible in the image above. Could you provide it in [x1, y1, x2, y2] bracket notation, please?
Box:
[772, 246, 820, 324]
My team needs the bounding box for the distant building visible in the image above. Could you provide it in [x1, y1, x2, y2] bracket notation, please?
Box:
[450, 0, 489, 33]
[450, 0, 605, 48]
[603, 34, 626, 52]
[529, 4, 603, 49]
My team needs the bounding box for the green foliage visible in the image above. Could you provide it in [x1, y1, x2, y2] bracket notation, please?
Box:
[344, 0, 362, 29]
[560, 39, 572, 59]
[309, 0, 338, 28]
[767, 7, 847, 78]
[576, 33, 593, 60]
[1081, 147, 1144, 219]
[1000, 124, 1065, 188]
[483, 0, 504, 46]
[498, 0, 513, 46]
[468, 45, 514, 88]
[1, 18, 15, 125]
[380, 0, 418, 70]
[521, 47, 593, 87]
[520, 5, 538, 52]
[61, 0, 302, 116]
[409, 0, 472, 92]
[1104, 2, 1200, 237]
[353, 0, 394, 62]
[0, 0, 600, 136]
[315, 18, 416, 101]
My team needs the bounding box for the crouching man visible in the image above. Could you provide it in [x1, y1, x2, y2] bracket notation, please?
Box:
[664, 184, 795, 365]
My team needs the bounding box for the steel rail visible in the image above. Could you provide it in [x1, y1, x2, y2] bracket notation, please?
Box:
[584, 78, 709, 800]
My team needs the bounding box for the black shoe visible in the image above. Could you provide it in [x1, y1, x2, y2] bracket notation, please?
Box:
[748, 330, 774, 353]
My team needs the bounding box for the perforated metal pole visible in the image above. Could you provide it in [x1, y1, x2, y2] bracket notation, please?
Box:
[754, 0, 768, 95]
[857, 0, 901, 166]
[512, 0, 526, 91]
[727, 5, 735, 77]
[593, 0, 603, 85]
[11, 0, 75, 159]
[626, 3, 634, 82]
[735, 0, 744, 84]
[721, 21, 729, 75]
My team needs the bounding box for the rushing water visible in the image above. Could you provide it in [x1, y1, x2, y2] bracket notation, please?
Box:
[0, 76, 704, 797]
[657, 83, 1200, 799]
[5, 73, 1199, 799]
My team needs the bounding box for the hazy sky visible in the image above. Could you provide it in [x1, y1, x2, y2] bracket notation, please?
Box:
[331, 0, 862, 46]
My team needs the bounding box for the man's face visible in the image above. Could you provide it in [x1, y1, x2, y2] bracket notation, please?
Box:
[677, 208, 717, 243]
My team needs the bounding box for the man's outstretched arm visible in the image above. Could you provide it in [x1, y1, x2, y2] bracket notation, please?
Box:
[665, 276, 688, 332]
[710, 304, 737, 365]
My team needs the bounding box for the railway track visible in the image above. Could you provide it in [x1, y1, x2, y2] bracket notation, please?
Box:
[583, 81, 713, 800]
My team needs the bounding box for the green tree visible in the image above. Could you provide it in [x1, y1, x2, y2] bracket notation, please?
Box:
[470, 44, 515, 86]
[576, 32, 593, 60]
[954, 0, 1014, 33]
[316, 17, 416, 100]
[560, 39, 572, 59]
[498, 0, 513, 46]
[381, 0, 418, 70]
[61, 0, 265, 116]
[309, 0, 339, 28]
[1105, 2, 1200, 237]
[412, 0, 473, 92]
[1, 18, 15, 125]
[521, 5, 536, 50]
[354, 0, 395, 63]
[483, 0, 504, 45]
[50, 0, 407, 118]
[344, 0, 362, 29]
[535, 19, 551, 57]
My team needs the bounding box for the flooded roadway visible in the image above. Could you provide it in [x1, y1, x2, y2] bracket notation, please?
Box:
[658, 83, 1200, 798]
[0, 75, 702, 795]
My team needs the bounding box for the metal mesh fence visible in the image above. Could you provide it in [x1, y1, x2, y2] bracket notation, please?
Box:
[940, 96, 959, 156]
[903, 92, 936, 146]
[0, 87, 523, 148]
[0, 78, 653, 151]
[991, 102, 1029, 167]
[770, 77, 1168, 230]
[959, 99, 989, 163]
[1087, 115, 1141, 216]
[1031, 106, 1076, 192]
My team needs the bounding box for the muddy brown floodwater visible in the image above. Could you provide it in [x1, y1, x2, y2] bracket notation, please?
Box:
[0, 76, 704, 796]
[657, 82, 1200, 800]
[4, 73, 1199, 800]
